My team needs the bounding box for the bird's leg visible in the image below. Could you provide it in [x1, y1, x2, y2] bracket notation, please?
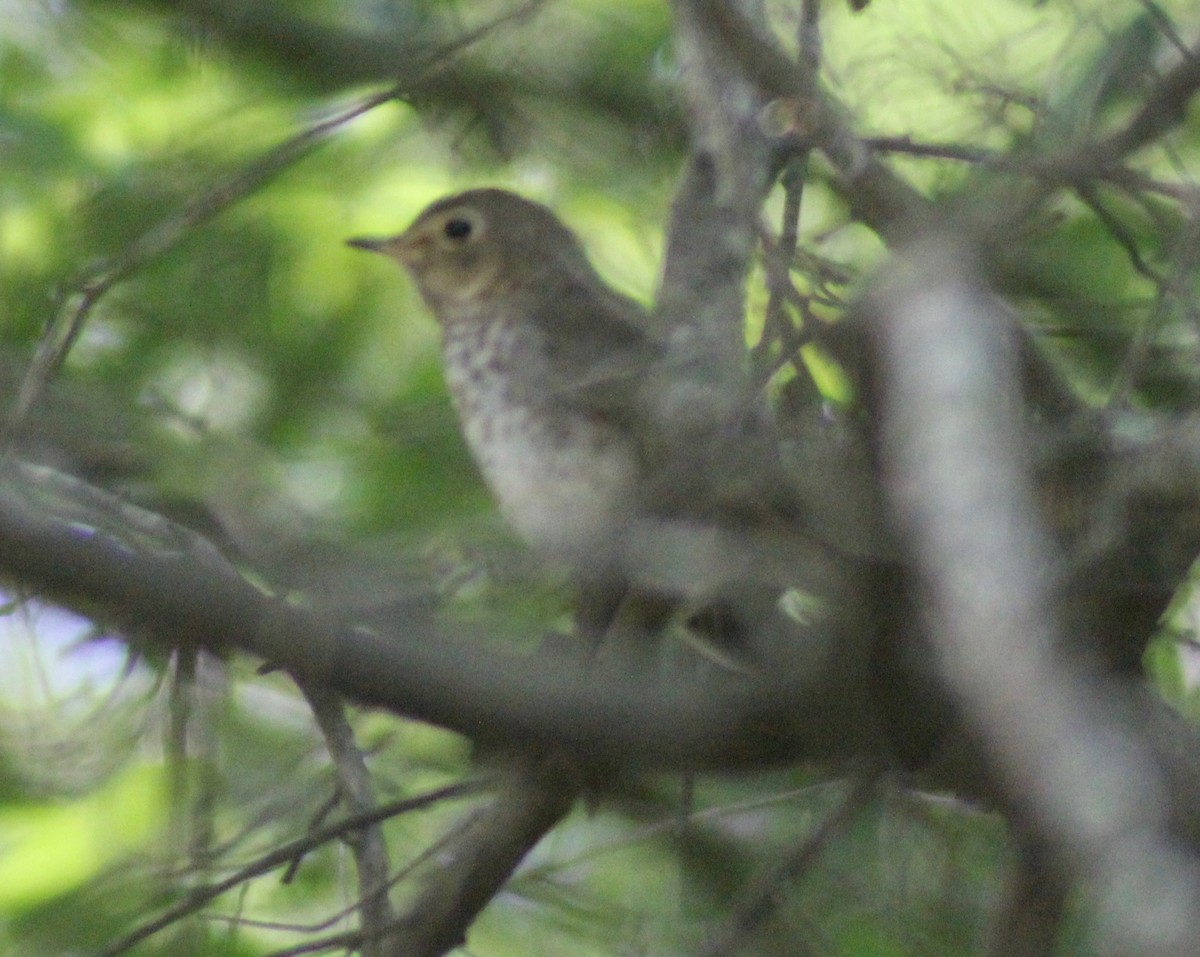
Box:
[575, 576, 679, 673]
[573, 577, 627, 653]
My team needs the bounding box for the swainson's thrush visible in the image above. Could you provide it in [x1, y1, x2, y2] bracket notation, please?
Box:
[348, 189, 814, 654]
[349, 189, 663, 579]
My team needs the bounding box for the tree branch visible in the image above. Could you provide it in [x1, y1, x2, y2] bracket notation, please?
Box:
[868, 235, 1200, 956]
[385, 755, 576, 957]
[97, 781, 482, 957]
[301, 684, 396, 957]
[0, 461, 880, 773]
[658, 0, 780, 371]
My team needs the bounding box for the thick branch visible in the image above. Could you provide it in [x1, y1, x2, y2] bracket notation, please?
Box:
[868, 236, 1200, 956]
[658, 0, 780, 370]
[0, 462, 879, 774]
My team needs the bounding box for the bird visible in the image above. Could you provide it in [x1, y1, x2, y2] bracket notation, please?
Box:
[347, 188, 833, 656]
[348, 189, 673, 638]
[348, 189, 659, 560]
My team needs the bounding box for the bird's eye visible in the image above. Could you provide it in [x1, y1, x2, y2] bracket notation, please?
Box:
[443, 217, 473, 241]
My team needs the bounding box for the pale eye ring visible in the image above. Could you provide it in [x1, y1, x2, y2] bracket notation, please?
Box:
[443, 217, 473, 241]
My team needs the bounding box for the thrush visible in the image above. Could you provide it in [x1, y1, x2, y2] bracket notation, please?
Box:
[348, 189, 827, 653]
[349, 189, 665, 568]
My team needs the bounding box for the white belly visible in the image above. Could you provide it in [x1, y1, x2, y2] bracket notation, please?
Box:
[464, 404, 637, 562]
[443, 323, 639, 565]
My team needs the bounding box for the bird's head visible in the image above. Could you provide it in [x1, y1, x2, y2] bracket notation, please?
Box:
[348, 188, 590, 318]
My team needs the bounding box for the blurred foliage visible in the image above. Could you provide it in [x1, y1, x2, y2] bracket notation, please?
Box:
[3, 0, 1200, 955]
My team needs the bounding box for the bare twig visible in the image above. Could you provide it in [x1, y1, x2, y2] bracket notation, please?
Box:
[751, 0, 821, 391]
[165, 648, 199, 863]
[1075, 35, 1200, 173]
[1136, 0, 1191, 60]
[1075, 183, 1164, 283]
[752, 226, 816, 392]
[798, 0, 821, 71]
[699, 772, 879, 957]
[677, 0, 928, 236]
[865, 135, 1200, 203]
[281, 790, 342, 884]
[95, 779, 483, 957]
[263, 924, 370, 957]
[301, 683, 396, 957]
[1107, 198, 1200, 407]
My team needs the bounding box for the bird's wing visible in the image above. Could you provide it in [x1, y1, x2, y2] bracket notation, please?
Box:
[523, 272, 663, 422]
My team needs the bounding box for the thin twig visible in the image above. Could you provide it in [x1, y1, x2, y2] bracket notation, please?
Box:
[1091, 35, 1200, 167]
[518, 782, 843, 882]
[282, 790, 342, 884]
[752, 227, 817, 392]
[699, 772, 879, 957]
[798, 0, 821, 72]
[382, 754, 576, 957]
[263, 925, 368, 957]
[301, 682, 396, 957]
[1075, 183, 1164, 283]
[166, 648, 199, 863]
[1107, 197, 1200, 408]
[866, 135, 1200, 203]
[1137, 0, 1191, 58]
[207, 797, 492, 939]
[94, 780, 485, 957]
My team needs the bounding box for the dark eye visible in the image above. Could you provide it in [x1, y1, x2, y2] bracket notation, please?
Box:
[443, 217, 473, 241]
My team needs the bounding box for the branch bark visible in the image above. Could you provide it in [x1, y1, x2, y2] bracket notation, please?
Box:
[385, 756, 575, 957]
[868, 234, 1200, 956]
[302, 684, 397, 957]
[0, 461, 879, 773]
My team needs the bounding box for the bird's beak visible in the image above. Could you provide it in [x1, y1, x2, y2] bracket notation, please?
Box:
[347, 235, 393, 254]
[347, 232, 428, 269]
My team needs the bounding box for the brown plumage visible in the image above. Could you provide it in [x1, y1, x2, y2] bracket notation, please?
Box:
[349, 189, 666, 573]
[349, 189, 830, 656]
